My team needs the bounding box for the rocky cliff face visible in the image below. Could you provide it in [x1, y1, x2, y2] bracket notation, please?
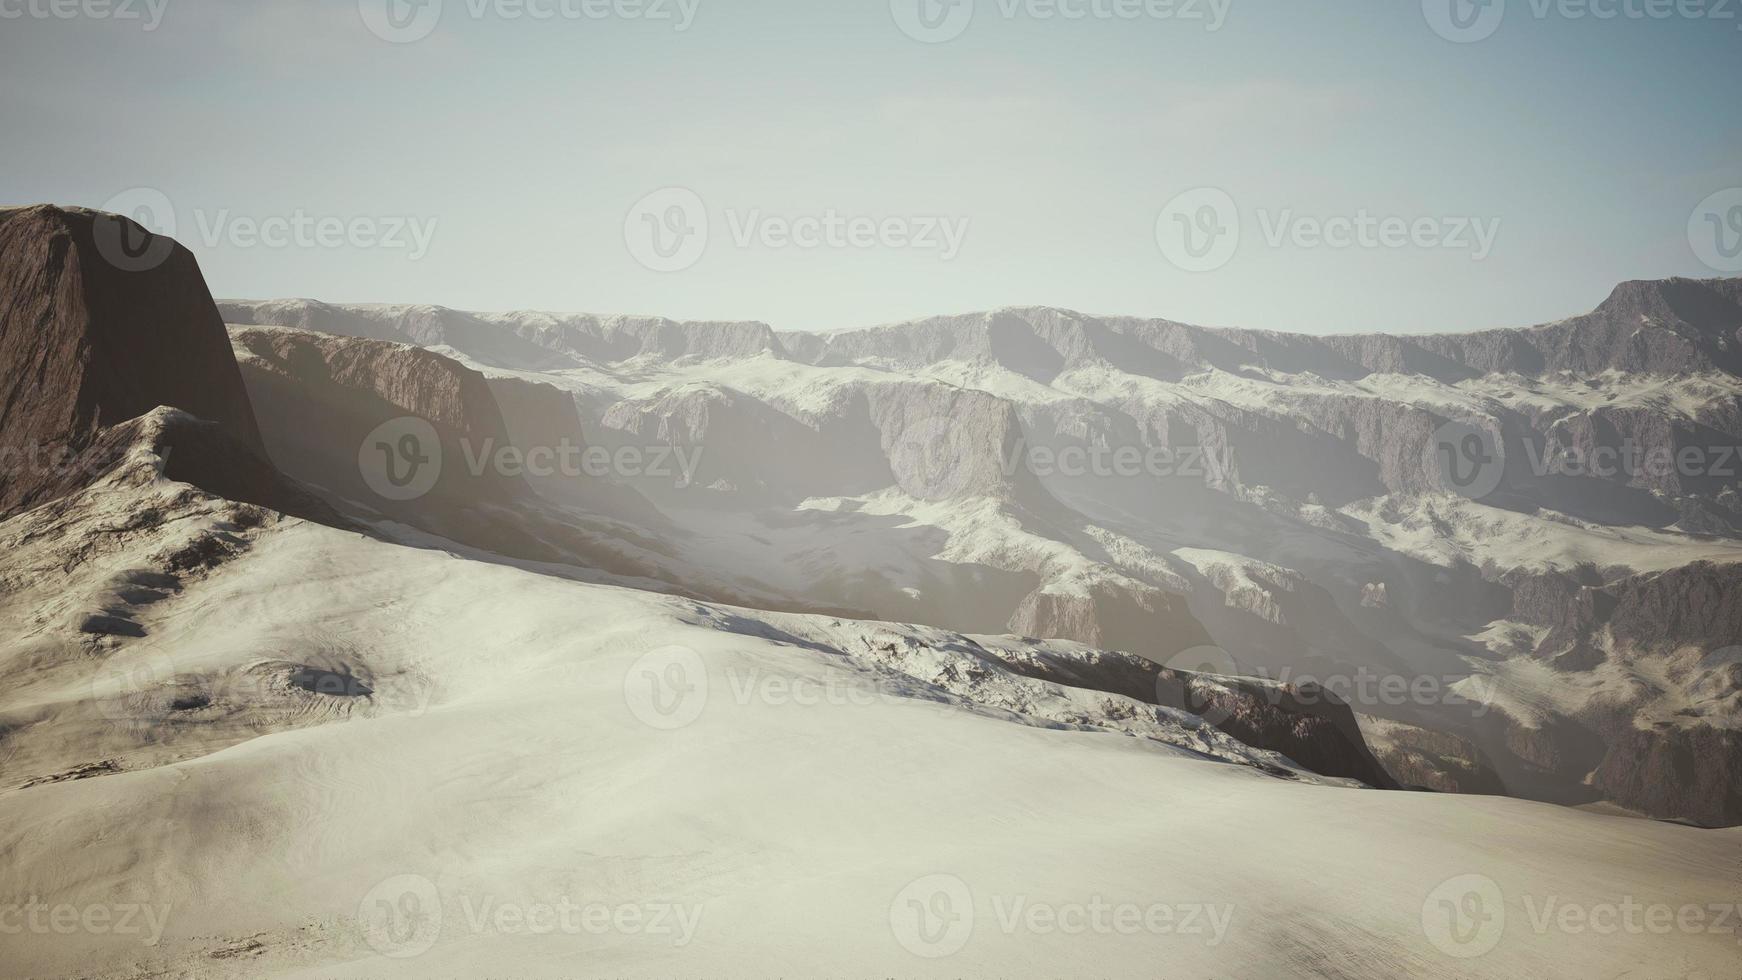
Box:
[1486, 561, 1742, 826]
[219, 280, 1742, 824]
[1592, 724, 1741, 827]
[229, 325, 519, 504]
[1355, 714, 1507, 795]
[0, 208, 354, 527]
[0, 206, 263, 518]
[227, 324, 667, 571]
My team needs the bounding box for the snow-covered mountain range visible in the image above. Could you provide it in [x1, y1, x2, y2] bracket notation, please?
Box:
[219, 274, 1742, 826]
[2, 205, 1739, 978]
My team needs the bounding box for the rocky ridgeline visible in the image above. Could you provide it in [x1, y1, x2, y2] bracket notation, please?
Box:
[222, 299, 783, 369]
[222, 277, 1742, 382]
[0, 206, 327, 522]
[213, 271, 1742, 825]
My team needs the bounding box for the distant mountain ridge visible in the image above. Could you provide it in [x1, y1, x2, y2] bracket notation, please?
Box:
[220, 276, 1742, 825]
[224, 274, 1742, 379]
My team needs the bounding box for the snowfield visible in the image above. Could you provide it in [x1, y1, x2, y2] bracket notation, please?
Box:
[2, 465, 1738, 979]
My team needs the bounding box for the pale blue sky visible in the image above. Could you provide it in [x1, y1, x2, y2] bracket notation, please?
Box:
[3, 0, 1739, 332]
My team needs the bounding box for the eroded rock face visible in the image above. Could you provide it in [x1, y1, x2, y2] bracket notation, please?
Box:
[1356, 714, 1506, 795]
[216, 283, 1742, 823]
[869, 382, 1057, 507]
[229, 325, 518, 504]
[1604, 562, 1742, 651]
[0, 206, 263, 517]
[1590, 722, 1741, 828]
[225, 325, 792, 601]
[228, 325, 622, 566]
[1483, 561, 1742, 824]
[1008, 582, 1210, 659]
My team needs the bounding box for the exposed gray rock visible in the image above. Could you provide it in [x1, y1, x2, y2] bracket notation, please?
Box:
[213, 276, 1742, 825]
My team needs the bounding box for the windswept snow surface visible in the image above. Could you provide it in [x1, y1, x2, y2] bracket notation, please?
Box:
[1, 468, 1739, 979]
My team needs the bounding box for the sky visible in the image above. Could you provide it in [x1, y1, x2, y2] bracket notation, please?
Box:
[2, 0, 1740, 333]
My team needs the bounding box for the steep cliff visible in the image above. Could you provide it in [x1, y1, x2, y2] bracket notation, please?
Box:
[0, 206, 263, 517]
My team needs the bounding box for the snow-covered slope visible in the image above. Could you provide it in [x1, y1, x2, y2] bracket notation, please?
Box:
[2, 446, 1738, 980]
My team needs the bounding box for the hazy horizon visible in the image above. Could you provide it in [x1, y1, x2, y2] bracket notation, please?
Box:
[206, 270, 1736, 338]
[4, 0, 1740, 334]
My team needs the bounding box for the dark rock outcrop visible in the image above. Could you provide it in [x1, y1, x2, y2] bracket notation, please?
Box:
[0, 206, 263, 518]
[0, 206, 349, 525]
[971, 639, 1397, 787]
[1159, 671, 1401, 789]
